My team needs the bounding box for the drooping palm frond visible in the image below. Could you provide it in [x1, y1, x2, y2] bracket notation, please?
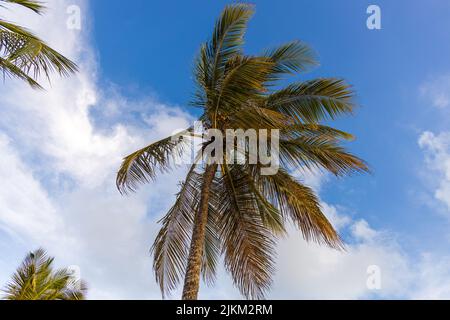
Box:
[151, 166, 202, 296]
[2, 248, 87, 300]
[0, 22, 78, 80]
[0, 55, 40, 87]
[152, 164, 222, 296]
[217, 164, 277, 299]
[0, 1, 78, 88]
[117, 128, 193, 194]
[250, 166, 343, 248]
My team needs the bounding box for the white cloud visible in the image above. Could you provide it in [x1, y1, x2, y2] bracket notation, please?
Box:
[419, 131, 450, 212]
[271, 225, 411, 299]
[420, 75, 450, 109]
[409, 253, 450, 299]
[0, 134, 62, 242]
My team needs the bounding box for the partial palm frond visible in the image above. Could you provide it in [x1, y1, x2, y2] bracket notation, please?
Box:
[0, 25, 78, 80]
[0, 0, 44, 13]
[279, 134, 368, 176]
[281, 123, 355, 141]
[263, 40, 317, 78]
[207, 3, 254, 86]
[2, 248, 87, 300]
[217, 164, 277, 299]
[151, 165, 221, 296]
[212, 55, 275, 121]
[151, 166, 201, 296]
[228, 104, 291, 131]
[0, 5, 77, 88]
[116, 128, 193, 194]
[193, 3, 255, 111]
[201, 189, 222, 286]
[251, 167, 343, 249]
[0, 56, 41, 88]
[265, 78, 355, 123]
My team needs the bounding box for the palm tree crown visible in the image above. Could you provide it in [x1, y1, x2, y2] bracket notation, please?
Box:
[117, 3, 368, 300]
[2, 248, 87, 300]
[0, 0, 77, 88]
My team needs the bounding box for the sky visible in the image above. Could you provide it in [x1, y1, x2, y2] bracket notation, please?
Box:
[1, 0, 450, 299]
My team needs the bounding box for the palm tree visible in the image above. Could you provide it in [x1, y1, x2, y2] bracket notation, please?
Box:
[0, 0, 77, 88]
[117, 3, 368, 300]
[2, 248, 87, 300]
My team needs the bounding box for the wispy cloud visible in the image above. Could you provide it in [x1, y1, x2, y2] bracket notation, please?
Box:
[420, 74, 450, 109]
[419, 131, 450, 213]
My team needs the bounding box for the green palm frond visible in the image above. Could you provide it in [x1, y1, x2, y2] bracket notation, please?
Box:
[151, 166, 202, 296]
[211, 55, 275, 123]
[208, 3, 254, 86]
[0, 56, 40, 87]
[0, 0, 44, 13]
[193, 3, 254, 111]
[152, 165, 222, 296]
[0, 23, 78, 80]
[265, 78, 355, 123]
[279, 134, 368, 176]
[251, 167, 343, 248]
[263, 41, 317, 78]
[2, 248, 87, 300]
[0, 1, 77, 88]
[217, 165, 277, 299]
[117, 128, 193, 194]
[282, 123, 355, 141]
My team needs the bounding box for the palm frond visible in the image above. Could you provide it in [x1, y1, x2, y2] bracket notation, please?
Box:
[265, 78, 355, 123]
[207, 3, 254, 86]
[263, 41, 317, 78]
[281, 123, 355, 141]
[151, 166, 200, 296]
[151, 165, 221, 296]
[116, 128, 193, 194]
[201, 191, 222, 286]
[0, 7, 77, 88]
[0, 24, 78, 81]
[211, 55, 275, 121]
[2, 248, 86, 300]
[0, 0, 44, 13]
[0, 56, 41, 88]
[217, 164, 277, 299]
[193, 4, 255, 111]
[279, 134, 368, 176]
[251, 167, 343, 248]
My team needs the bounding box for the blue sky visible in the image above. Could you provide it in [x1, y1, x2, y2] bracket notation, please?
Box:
[1, 0, 450, 299]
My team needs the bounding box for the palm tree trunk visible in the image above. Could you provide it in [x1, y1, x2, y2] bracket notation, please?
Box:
[182, 164, 218, 300]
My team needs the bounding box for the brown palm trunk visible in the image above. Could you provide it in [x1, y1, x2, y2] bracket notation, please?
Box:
[182, 164, 218, 300]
